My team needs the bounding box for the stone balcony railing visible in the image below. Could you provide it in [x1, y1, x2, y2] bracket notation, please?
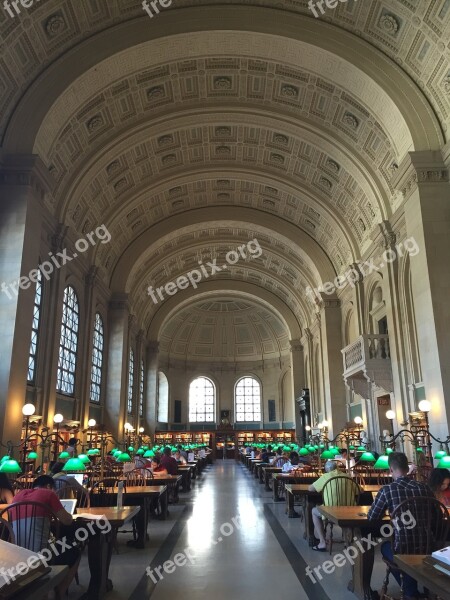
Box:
[342, 334, 392, 395]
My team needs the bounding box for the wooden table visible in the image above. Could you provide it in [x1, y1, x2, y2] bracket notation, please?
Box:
[394, 554, 450, 600]
[272, 472, 316, 502]
[262, 466, 282, 491]
[76, 506, 140, 600]
[177, 466, 192, 491]
[317, 506, 388, 600]
[13, 566, 69, 600]
[123, 485, 168, 544]
[151, 474, 182, 503]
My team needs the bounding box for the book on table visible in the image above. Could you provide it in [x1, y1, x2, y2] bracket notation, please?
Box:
[0, 539, 50, 599]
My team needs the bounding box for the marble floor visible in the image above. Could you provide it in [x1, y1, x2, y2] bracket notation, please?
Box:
[67, 460, 399, 599]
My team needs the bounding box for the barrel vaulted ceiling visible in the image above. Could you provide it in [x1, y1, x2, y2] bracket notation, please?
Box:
[1, 0, 449, 337]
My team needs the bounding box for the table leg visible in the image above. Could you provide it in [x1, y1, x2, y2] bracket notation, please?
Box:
[264, 472, 271, 491]
[286, 490, 294, 517]
[273, 477, 280, 501]
[344, 526, 379, 600]
[80, 527, 115, 600]
[303, 498, 316, 547]
[159, 489, 168, 520]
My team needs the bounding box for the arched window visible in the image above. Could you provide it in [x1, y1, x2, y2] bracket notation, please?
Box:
[139, 360, 144, 417]
[235, 376, 261, 422]
[189, 377, 215, 423]
[56, 286, 79, 395]
[28, 269, 43, 383]
[127, 349, 134, 414]
[157, 371, 169, 423]
[90, 313, 104, 403]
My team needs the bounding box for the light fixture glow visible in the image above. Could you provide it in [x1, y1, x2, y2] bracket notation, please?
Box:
[322, 420, 329, 428]
[386, 410, 395, 420]
[354, 416, 363, 425]
[63, 457, 86, 471]
[0, 460, 21, 474]
[374, 455, 390, 470]
[22, 404, 36, 417]
[53, 413, 63, 424]
[88, 419, 96, 428]
[27, 451, 38, 460]
[305, 426, 311, 432]
[418, 400, 431, 413]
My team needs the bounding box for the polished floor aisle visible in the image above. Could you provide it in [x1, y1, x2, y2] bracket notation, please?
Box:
[128, 460, 321, 600]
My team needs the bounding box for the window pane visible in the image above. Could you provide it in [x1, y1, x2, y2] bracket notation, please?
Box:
[189, 377, 215, 422]
[235, 376, 261, 422]
[56, 286, 79, 395]
[89, 313, 104, 403]
[127, 350, 134, 414]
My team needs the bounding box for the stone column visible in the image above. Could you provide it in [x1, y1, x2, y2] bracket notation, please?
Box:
[393, 149, 450, 440]
[0, 156, 51, 446]
[105, 294, 129, 440]
[79, 267, 98, 430]
[134, 329, 145, 431]
[319, 299, 346, 438]
[289, 339, 305, 438]
[349, 263, 366, 335]
[145, 341, 159, 437]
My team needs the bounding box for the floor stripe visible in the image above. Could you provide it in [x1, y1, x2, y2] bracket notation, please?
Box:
[128, 503, 193, 600]
[264, 503, 331, 600]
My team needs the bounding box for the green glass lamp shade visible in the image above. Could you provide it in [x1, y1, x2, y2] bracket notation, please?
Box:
[283, 445, 290, 452]
[142, 446, 149, 450]
[313, 445, 319, 450]
[330, 447, 340, 456]
[319, 444, 325, 449]
[144, 450, 154, 458]
[299, 448, 309, 456]
[416, 447, 423, 453]
[58, 451, 70, 459]
[357, 445, 366, 452]
[0, 456, 10, 464]
[360, 452, 376, 463]
[435, 450, 448, 460]
[320, 450, 334, 460]
[127, 446, 135, 453]
[308, 447, 316, 453]
[63, 457, 86, 471]
[27, 451, 38, 460]
[386, 447, 394, 454]
[374, 455, 390, 470]
[437, 456, 450, 469]
[349, 445, 355, 450]
[77, 453, 91, 464]
[136, 448, 145, 456]
[87, 448, 99, 456]
[116, 452, 132, 463]
[0, 460, 21, 474]
[113, 450, 122, 457]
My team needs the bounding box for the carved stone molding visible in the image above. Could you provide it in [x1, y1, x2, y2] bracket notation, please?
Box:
[0, 155, 54, 203]
[49, 223, 69, 253]
[392, 151, 449, 201]
[320, 299, 341, 309]
[85, 265, 98, 288]
[378, 220, 396, 250]
[289, 339, 303, 352]
[128, 314, 136, 330]
[109, 293, 129, 312]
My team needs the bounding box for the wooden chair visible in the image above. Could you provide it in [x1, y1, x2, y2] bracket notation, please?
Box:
[56, 484, 90, 508]
[90, 478, 121, 507]
[380, 496, 449, 600]
[321, 476, 361, 554]
[125, 469, 153, 487]
[0, 516, 14, 543]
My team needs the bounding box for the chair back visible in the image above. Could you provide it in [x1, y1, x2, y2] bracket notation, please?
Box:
[321, 475, 361, 507]
[125, 469, 153, 486]
[0, 517, 14, 544]
[56, 483, 90, 508]
[274, 457, 289, 468]
[390, 496, 449, 554]
[0, 501, 60, 553]
[90, 478, 121, 507]
[376, 471, 392, 486]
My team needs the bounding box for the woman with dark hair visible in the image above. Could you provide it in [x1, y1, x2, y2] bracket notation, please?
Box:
[429, 468, 450, 505]
[0, 474, 14, 504]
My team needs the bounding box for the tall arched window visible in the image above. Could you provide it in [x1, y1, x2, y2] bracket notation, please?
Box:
[127, 349, 134, 415]
[90, 313, 104, 403]
[189, 377, 215, 423]
[28, 269, 43, 383]
[235, 376, 261, 422]
[157, 371, 169, 423]
[56, 286, 79, 395]
[139, 360, 144, 417]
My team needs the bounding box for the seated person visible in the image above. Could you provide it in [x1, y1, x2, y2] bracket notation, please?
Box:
[0, 474, 14, 504]
[151, 456, 168, 476]
[177, 444, 188, 461]
[261, 445, 275, 463]
[428, 467, 450, 505]
[50, 462, 86, 494]
[174, 450, 187, 465]
[309, 460, 356, 551]
[335, 448, 355, 470]
[368, 452, 435, 600]
[269, 447, 284, 465]
[160, 447, 179, 475]
[11, 475, 80, 596]
[282, 452, 301, 473]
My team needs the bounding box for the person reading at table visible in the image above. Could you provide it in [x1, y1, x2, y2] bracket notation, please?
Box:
[0, 474, 14, 504]
[11, 475, 80, 596]
[428, 467, 450, 505]
[309, 460, 356, 551]
[261, 445, 275, 463]
[151, 456, 168, 475]
[367, 451, 435, 600]
[161, 446, 179, 475]
[174, 449, 187, 465]
[282, 452, 300, 473]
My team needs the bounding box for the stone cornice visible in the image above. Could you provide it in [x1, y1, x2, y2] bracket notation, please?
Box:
[0, 154, 54, 202]
[109, 293, 129, 312]
[391, 151, 449, 201]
